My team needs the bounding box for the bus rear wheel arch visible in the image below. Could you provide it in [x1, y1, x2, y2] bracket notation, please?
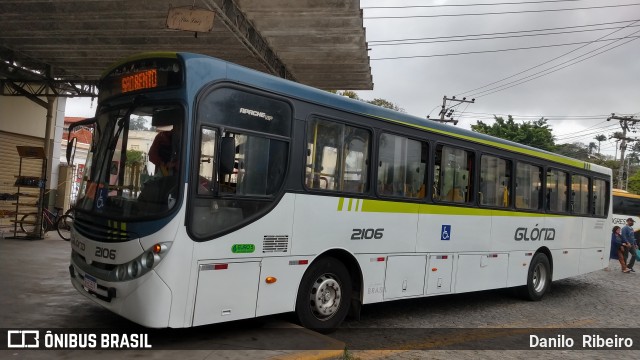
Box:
[295, 256, 352, 333]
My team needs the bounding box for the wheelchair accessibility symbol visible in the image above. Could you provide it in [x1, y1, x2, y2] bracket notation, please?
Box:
[441, 225, 451, 240]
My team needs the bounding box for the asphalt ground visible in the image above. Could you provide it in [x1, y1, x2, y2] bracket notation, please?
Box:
[1, 229, 639, 359]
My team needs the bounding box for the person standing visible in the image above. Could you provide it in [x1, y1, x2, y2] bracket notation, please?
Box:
[612, 226, 631, 273]
[621, 218, 638, 272]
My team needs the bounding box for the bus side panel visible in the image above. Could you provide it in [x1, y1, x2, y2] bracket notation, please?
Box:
[579, 218, 607, 273]
[291, 195, 418, 255]
[551, 249, 581, 280]
[357, 253, 388, 304]
[506, 251, 531, 287]
[454, 253, 508, 293]
[544, 216, 583, 249]
[256, 256, 309, 317]
[416, 212, 493, 253]
[193, 260, 261, 325]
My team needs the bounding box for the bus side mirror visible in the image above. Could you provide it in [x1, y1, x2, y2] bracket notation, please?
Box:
[66, 137, 77, 165]
[220, 137, 235, 175]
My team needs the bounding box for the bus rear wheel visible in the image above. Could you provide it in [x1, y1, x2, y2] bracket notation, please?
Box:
[295, 257, 351, 333]
[518, 252, 551, 301]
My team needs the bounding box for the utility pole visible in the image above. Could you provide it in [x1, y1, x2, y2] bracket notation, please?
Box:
[608, 113, 638, 189]
[427, 96, 475, 125]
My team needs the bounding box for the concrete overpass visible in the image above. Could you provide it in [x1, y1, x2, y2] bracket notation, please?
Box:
[0, 0, 373, 96]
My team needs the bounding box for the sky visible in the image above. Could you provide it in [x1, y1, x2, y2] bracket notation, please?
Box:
[65, 0, 640, 158]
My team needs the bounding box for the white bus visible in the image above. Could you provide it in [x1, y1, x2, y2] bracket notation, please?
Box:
[612, 188, 640, 230]
[68, 52, 612, 332]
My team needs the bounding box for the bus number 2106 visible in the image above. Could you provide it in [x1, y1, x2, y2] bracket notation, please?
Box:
[351, 228, 384, 240]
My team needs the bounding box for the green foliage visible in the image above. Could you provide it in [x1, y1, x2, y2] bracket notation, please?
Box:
[129, 116, 150, 131]
[126, 149, 144, 166]
[368, 98, 405, 112]
[470, 115, 555, 151]
[627, 170, 640, 194]
[328, 90, 405, 112]
[555, 142, 590, 160]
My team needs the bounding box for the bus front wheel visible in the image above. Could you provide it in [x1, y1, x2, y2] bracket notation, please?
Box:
[518, 252, 551, 301]
[295, 257, 351, 333]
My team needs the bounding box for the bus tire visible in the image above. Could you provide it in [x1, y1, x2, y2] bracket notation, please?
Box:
[518, 252, 551, 301]
[295, 257, 351, 333]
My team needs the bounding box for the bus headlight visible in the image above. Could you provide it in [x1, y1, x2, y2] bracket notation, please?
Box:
[109, 242, 170, 282]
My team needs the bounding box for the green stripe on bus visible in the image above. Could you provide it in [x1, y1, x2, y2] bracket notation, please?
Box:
[337, 197, 345, 211]
[361, 199, 420, 214]
[355, 199, 563, 217]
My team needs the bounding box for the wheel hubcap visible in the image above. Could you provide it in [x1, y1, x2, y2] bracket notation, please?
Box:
[309, 274, 341, 320]
[533, 263, 548, 293]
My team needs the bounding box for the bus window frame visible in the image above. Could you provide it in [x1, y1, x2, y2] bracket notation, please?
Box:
[375, 130, 429, 201]
[591, 177, 610, 218]
[570, 172, 591, 216]
[303, 114, 373, 196]
[477, 152, 513, 210]
[545, 167, 570, 215]
[514, 160, 544, 213]
[432, 142, 477, 206]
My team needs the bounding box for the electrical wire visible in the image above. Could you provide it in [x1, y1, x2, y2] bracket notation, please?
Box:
[362, 0, 589, 9]
[369, 24, 640, 47]
[371, 35, 640, 60]
[369, 19, 640, 44]
[364, 3, 640, 20]
[471, 32, 640, 98]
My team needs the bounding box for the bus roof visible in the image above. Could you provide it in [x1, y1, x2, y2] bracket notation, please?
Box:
[613, 189, 640, 199]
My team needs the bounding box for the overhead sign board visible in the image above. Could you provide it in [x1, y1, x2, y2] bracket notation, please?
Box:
[166, 7, 215, 33]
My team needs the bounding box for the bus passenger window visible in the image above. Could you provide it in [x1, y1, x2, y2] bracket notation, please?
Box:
[515, 163, 542, 210]
[593, 179, 608, 216]
[572, 175, 590, 214]
[306, 118, 370, 193]
[480, 155, 511, 207]
[435, 145, 474, 204]
[546, 169, 569, 212]
[377, 133, 427, 198]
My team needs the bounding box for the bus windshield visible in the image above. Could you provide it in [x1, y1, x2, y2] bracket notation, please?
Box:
[75, 103, 183, 220]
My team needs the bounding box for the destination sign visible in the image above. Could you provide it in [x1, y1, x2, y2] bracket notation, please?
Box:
[121, 69, 158, 93]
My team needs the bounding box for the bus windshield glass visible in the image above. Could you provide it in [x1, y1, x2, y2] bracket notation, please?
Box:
[75, 104, 183, 219]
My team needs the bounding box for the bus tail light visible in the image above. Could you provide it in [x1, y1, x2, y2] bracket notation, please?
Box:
[265, 276, 277, 284]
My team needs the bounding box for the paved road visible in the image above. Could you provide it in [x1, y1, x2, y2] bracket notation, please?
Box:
[333, 258, 640, 359]
[1, 231, 639, 359]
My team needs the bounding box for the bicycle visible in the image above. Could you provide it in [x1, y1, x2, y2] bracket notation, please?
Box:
[19, 207, 74, 241]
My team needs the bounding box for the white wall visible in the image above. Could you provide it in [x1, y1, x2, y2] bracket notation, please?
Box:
[0, 96, 49, 137]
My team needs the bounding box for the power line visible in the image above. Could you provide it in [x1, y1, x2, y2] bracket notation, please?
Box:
[369, 19, 640, 44]
[364, 3, 640, 20]
[362, 0, 589, 9]
[371, 35, 640, 60]
[369, 24, 640, 47]
[458, 111, 614, 118]
[471, 32, 640, 98]
[455, 19, 640, 96]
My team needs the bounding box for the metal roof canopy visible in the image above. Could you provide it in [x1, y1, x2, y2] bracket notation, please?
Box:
[0, 0, 373, 98]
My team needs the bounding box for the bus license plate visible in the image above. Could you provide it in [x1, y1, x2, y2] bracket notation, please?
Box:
[84, 274, 97, 292]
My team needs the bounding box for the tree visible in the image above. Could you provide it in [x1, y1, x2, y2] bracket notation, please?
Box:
[555, 142, 590, 160]
[129, 116, 149, 131]
[126, 149, 144, 166]
[329, 90, 405, 112]
[470, 115, 555, 151]
[594, 134, 607, 154]
[627, 170, 640, 194]
[367, 98, 405, 112]
[588, 142, 597, 154]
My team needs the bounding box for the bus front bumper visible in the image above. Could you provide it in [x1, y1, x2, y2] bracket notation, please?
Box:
[69, 263, 172, 328]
